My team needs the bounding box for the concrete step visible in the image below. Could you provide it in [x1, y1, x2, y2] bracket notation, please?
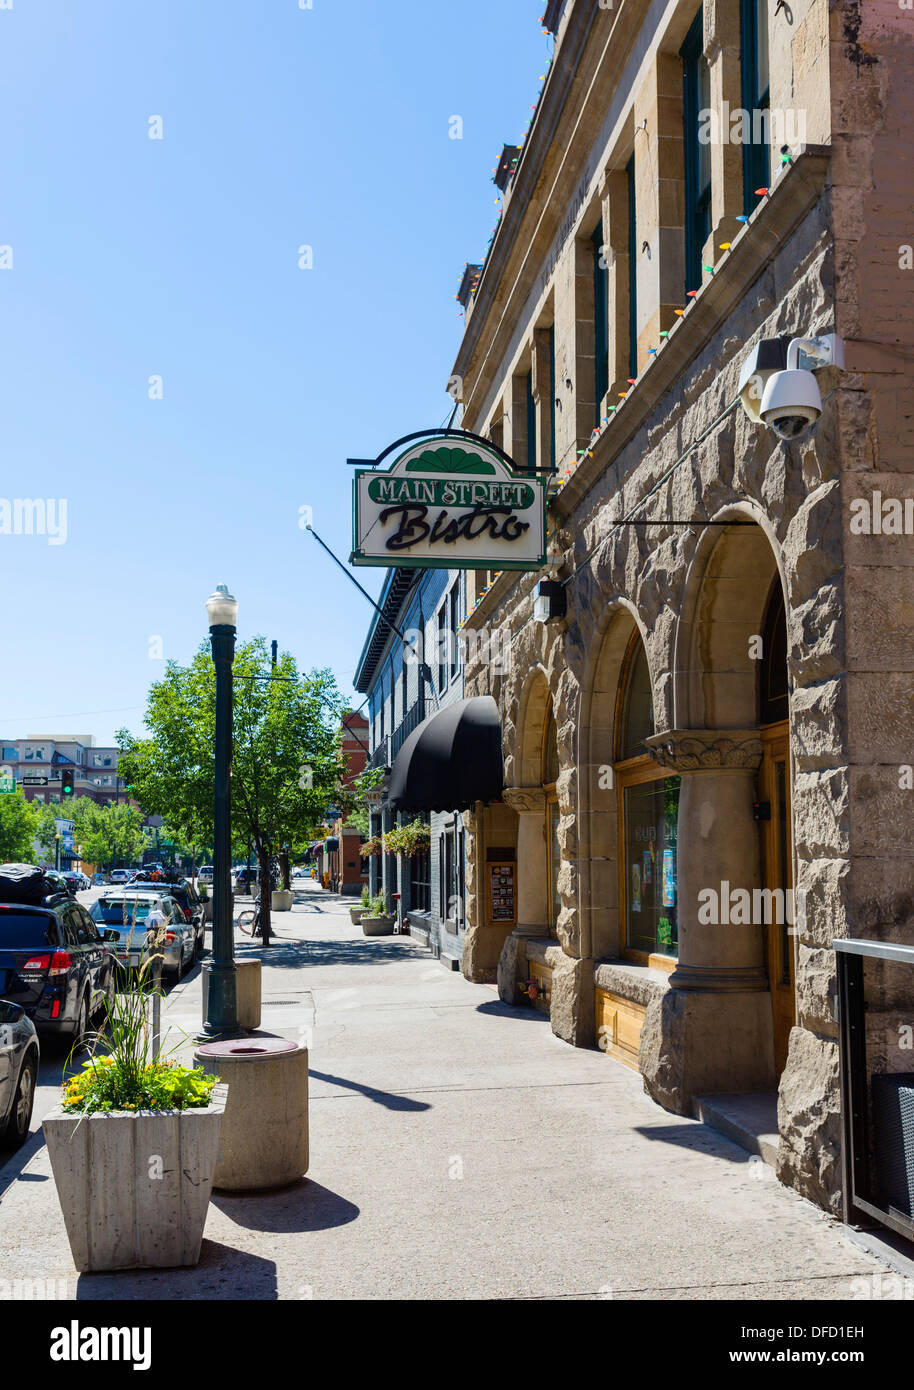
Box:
[693, 1091, 780, 1168]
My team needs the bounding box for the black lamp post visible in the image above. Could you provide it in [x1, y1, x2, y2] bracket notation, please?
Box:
[200, 583, 241, 1039]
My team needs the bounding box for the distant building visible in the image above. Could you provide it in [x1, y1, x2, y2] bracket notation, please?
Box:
[322, 712, 370, 897]
[0, 735, 127, 806]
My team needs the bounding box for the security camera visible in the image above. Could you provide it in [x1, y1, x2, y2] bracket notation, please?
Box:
[760, 334, 844, 441]
[739, 333, 844, 440]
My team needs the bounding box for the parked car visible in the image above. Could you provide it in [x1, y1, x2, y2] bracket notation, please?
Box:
[109, 869, 131, 885]
[74, 871, 91, 891]
[0, 1001, 39, 1149]
[61, 871, 83, 895]
[233, 867, 260, 895]
[89, 891, 195, 981]
[130, 876, 204, 956]
[197, 865, 215, 885]
[0, 895, 115, 1044]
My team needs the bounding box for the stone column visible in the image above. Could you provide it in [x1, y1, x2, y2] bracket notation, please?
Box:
[638, 730, 776, 1111]
[704, 0, 746, 258]
[496, 786, 547, 1003]
[531, 330, 554, 474]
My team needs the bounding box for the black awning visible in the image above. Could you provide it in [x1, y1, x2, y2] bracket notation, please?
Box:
[324, 836, 340, 852]
[387, 695, 503, 814]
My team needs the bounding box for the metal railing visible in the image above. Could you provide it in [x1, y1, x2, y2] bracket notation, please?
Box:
[390, 698, 426, 761]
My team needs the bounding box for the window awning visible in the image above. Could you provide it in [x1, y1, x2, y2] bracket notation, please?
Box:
[387, 695, 503, 813]
[324, 836, 340, 853]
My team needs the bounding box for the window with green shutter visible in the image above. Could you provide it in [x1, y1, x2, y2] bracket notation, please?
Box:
[681, 9, 711, 296]
[741, 0, 770, 214]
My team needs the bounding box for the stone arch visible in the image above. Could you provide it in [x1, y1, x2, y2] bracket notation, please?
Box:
[672, 503, 789, 732]
[515, 665, 553, 789]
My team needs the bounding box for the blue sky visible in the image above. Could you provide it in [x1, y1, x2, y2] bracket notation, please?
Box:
[0, 0, 547, 743]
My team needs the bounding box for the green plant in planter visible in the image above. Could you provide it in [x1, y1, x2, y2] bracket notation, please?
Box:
[62, 959, 217, 1114]
[360, 884, 371, 908]
[366, 892, 388, 918]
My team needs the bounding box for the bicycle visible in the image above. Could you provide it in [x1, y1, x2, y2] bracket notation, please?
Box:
[236, 894, 262, 936]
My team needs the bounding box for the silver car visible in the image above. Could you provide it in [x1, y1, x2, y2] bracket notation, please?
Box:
[0, 1001, 39, 1150]
[89, 892, 196, 981]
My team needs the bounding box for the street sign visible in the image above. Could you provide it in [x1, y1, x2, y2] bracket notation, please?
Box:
[21, 775, 49, 786]
[351, 433, 547, 571]
[0, 766, 14, 793]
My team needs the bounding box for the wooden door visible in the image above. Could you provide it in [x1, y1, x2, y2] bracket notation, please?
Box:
[759, 723, 795, 1075]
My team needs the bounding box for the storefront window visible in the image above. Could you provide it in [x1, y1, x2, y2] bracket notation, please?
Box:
[622, 775, 680, 957]
[616, 634, 679, 961]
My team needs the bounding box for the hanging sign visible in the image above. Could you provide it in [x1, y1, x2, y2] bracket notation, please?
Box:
[351, 434, 546, 570]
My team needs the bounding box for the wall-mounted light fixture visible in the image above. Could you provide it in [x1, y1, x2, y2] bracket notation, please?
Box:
[534, 579, 567, 623]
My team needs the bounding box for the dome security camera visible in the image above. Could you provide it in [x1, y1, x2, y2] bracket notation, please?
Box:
[740, 333, 844, 441]
[760, 365, 822, 440]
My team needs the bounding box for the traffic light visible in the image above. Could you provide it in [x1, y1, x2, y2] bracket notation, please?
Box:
[61, 768, 75, 797]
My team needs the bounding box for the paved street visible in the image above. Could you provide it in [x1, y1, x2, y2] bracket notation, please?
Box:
[0, 879, 901, 1301]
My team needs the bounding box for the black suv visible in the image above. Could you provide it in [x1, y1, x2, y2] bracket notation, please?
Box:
[0, 895, 115, 1044]
[130, 876, 205, 957]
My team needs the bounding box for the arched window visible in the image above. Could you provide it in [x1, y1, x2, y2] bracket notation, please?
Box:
[542, 705, 559, 786]
[616, 636, 654, 761]
[759, 580, 788, 725]
[614, 632, 679, 965]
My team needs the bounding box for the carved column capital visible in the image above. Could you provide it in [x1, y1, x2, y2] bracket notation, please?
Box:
[503, 785, 547, 815]
[644, 729, 764, 774]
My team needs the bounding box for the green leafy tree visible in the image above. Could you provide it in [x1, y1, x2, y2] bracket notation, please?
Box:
[0, 789, 39, 863]
[70, 801, 146, 870]
[119, 638, 344, 942]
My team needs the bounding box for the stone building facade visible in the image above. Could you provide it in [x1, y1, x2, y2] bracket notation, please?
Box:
[450, 0, 914, 1213]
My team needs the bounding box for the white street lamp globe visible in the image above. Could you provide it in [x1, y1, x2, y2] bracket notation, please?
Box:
[205, 583, 239, 628]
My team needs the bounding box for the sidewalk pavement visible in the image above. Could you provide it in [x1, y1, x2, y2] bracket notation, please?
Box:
[0, 881, 901, 1300]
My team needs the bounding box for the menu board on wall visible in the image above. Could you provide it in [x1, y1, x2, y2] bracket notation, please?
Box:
[489, 863, 515, 923]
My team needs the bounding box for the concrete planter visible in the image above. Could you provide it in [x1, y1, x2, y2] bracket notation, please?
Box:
[362, 915, 395, 936]
[271, 889, 294, 912]
[349, 907, 364, 925]
[43, 1086, 227, 1272]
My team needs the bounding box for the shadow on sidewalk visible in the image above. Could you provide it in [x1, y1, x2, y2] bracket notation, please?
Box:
[212, 1179, 359, 1234]
[231, 938, 423, 971]
[475, 999, 551, 1024]
[75, 1245, 280, 1300]
[309, 1068, 431, 1112]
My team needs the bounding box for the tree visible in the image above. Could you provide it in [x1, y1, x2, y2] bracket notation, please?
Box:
[68, 800, 146, 870]
[119, 638, 345, 943]
[0, 789, 39, 863]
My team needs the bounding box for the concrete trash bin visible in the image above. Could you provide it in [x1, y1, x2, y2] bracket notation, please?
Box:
[202, 958, 261, 1031]
[193, 1036, 308, 1191]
